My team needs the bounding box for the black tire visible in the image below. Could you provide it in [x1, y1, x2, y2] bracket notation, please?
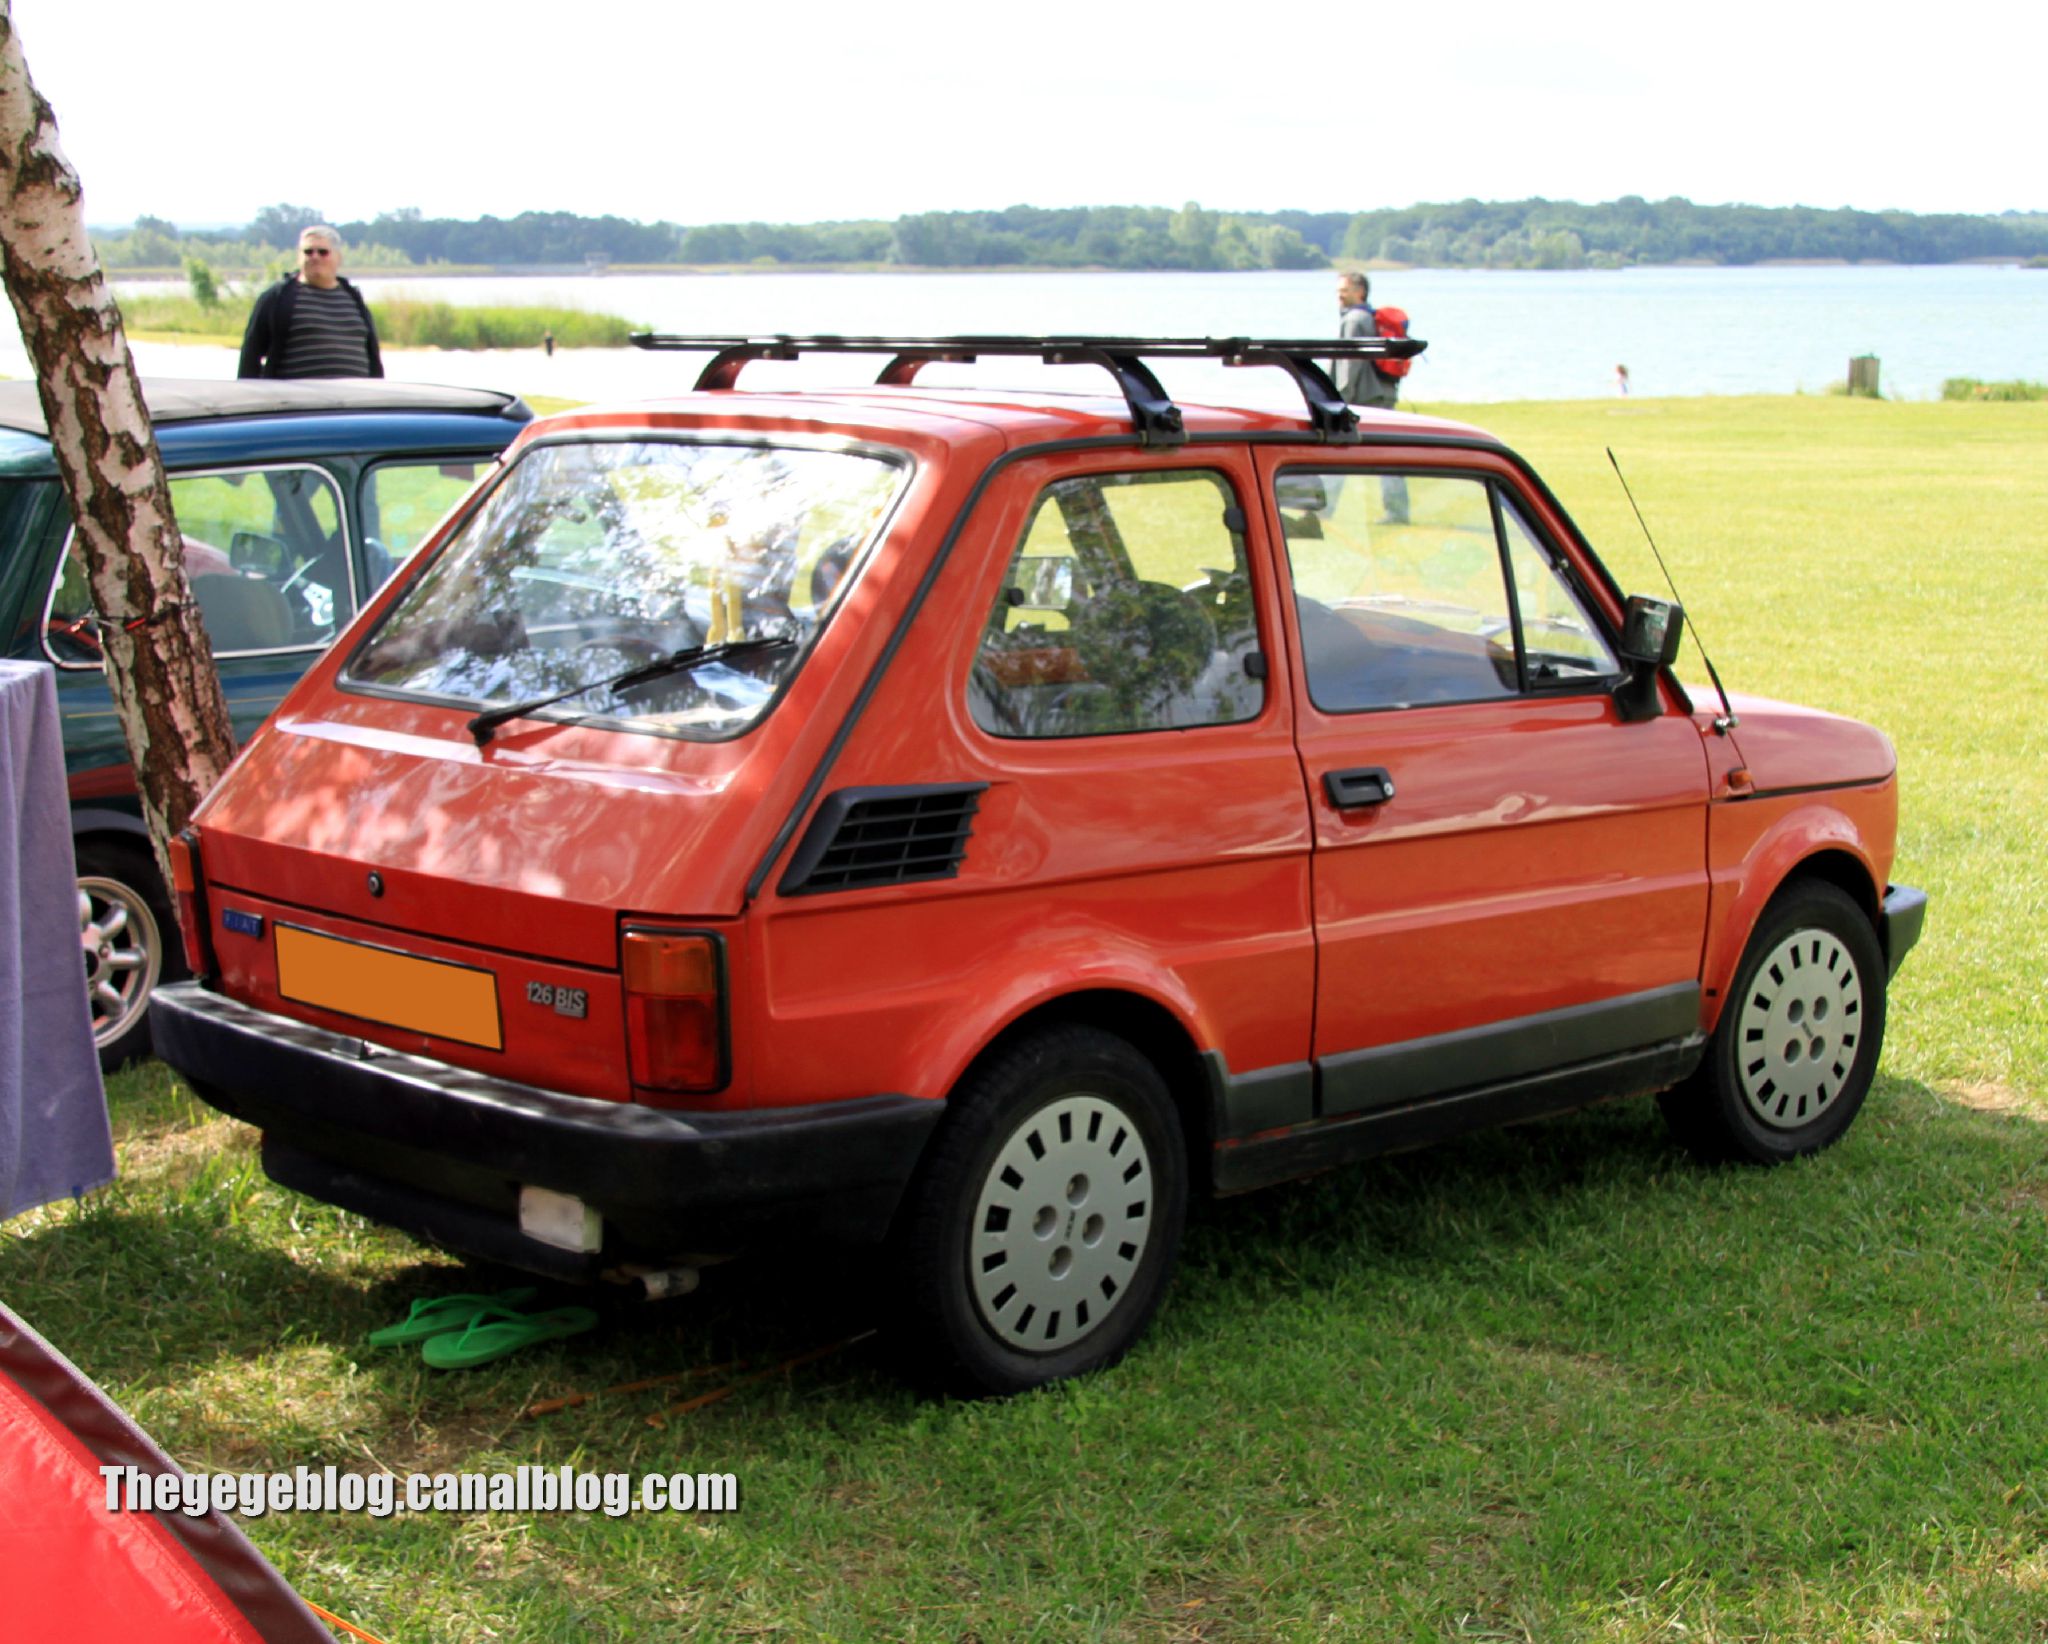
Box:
[76, 838, 184, 1072]
[891, 1024, 1187, 1396]
[1660, 880, 1887, 1164]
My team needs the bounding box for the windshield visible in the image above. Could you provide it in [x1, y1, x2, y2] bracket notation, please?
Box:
[343, 438, 906, 738]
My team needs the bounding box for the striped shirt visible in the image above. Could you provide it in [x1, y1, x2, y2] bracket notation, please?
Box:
[280, 283, 374, 378]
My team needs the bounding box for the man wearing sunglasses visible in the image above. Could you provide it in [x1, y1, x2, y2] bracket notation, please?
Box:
[237, 226, 384, 379]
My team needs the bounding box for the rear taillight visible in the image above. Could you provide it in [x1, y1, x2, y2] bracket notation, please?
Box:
[622, 929, 726, 1099]
[167, 829, 213, 979]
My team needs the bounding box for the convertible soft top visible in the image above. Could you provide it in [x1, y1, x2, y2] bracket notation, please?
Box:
[0, 377, 527, 436]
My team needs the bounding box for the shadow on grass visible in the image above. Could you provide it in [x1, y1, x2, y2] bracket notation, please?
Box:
[494, 1095, 1696, 1417]
[469, 1075, 1994, 1421]
[1163, 1071, 2048, 1347]
[8, 1071, 2031, 1454]
[1187, 1086, 1685, 1267]
[0, 1190, 373, 1385]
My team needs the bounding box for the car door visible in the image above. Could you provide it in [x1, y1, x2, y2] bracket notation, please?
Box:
[1259, 446, 1711, 1117]
[945, 448, 1318, 1117]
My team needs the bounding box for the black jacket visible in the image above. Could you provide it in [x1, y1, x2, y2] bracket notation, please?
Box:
[237, 275, 384, 379]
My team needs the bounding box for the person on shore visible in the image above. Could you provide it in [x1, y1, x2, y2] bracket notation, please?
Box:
[237, 227, 384, 379]
[1335, 271, 1408, 524]
[543, 329, 556, 358]
[1615, 363, 1631, 396]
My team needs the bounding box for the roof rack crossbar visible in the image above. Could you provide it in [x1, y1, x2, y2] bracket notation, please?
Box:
[1218, 342, 1359, 443]
[1055, 345, 1184, 445]
[875, 350, 978, 387]
[628, 333, 1425, 442]
[695, 337, 799, 391]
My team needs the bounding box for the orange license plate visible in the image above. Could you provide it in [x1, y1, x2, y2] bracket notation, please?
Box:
[274, 925, 502, 1050]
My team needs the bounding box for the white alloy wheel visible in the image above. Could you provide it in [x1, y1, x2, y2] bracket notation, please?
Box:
[969, 1092, 1156, 1354]
[1733, 926, 1865, 1131]
[1660, 880, 1889, 1165]
[79, 872, 162, 1054]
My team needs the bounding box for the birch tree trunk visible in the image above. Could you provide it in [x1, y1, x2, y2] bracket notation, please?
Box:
[0, 4, 234, 883]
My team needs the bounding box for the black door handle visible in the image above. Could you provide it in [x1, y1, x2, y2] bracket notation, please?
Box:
[1324, 766, 1396, 808]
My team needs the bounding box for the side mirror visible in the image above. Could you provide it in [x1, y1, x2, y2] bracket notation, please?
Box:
[1614, 595, 1684, 722]
[229, 530, 291, 580]
[1618, 594, 1684, 667]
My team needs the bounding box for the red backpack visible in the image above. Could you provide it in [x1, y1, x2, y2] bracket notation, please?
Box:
[1373, 306, 1412, 378]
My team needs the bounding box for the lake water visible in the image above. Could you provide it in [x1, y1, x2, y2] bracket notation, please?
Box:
[80, 263, 2048, 406]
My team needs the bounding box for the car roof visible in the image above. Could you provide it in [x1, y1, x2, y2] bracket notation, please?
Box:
[0, 378, 533, 479]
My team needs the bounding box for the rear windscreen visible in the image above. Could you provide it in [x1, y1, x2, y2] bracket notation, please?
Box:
[343, 438, 907, 739]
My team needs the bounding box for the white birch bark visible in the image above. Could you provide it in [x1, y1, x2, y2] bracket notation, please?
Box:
[0, 4, 234, 880]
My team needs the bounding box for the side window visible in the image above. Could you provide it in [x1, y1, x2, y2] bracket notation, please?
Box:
[1277, 469, 1616, 713]
[45, 465, 351, 663]
[969, 469, 1263, 738]
[360, 458, 488, 594]
[44, 545, 98, 664]
[1500, 500, 1621, 681]
[1279, 470, 1516, 711]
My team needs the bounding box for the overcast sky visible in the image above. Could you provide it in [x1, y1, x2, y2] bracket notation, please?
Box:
[18, 0, 2045, 230]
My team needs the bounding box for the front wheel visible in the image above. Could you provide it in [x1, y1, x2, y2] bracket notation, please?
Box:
[1661, 881, 1887, 1164]
[892, 1024, 1187, 1396]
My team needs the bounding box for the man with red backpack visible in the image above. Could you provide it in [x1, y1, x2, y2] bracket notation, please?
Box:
[1335, 271, 1411, 524]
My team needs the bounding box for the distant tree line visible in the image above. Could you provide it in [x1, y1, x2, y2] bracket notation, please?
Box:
[1338, 196, 2048, 269]
[93, 198, 2048, 274]
[337, 207, 678, 265]
[883, 204, 1326, 270]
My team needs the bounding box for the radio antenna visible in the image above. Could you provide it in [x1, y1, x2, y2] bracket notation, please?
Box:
[1606, 448, 1739, 735]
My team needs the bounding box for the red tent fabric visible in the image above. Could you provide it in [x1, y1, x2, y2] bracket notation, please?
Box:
[0, 1300, 332, 1642]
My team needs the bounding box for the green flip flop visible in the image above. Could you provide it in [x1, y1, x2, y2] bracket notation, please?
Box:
[420, 1304, 600, 1370]
[366, 1287, 539, 1348]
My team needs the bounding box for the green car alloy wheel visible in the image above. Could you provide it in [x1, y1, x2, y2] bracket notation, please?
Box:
[76, 840, 180, 1072]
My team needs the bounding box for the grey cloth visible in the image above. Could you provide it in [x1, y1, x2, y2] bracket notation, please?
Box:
[1337, 303, 1400, 409]
[0, 661, 113, 1220]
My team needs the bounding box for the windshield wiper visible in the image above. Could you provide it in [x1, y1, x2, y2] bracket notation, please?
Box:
[466, 632, 797, 746]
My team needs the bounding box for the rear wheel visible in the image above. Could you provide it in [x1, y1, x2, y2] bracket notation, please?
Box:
[893, 1024, 1187, 1395]
[76, 839, 182, 1072]
[1661, 881, 1886, 1163]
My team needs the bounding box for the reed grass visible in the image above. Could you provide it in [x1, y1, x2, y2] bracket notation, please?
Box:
[115, 292, 637, 350]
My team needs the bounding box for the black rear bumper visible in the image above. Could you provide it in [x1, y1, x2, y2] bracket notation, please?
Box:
[150, 983, 943, 1277]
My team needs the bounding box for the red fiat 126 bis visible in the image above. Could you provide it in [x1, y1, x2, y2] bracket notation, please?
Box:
[153, 334, 1927, 1394]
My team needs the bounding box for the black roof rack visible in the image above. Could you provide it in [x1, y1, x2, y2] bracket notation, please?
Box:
[626, 333, 1427, 446]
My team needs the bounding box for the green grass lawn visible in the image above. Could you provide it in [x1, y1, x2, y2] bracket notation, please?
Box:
[7, 395, 2045, 1641]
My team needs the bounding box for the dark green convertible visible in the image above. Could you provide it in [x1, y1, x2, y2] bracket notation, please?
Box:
[0, 377, 530, 1066]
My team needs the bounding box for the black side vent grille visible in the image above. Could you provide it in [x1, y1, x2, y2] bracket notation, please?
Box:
[779, 784, 990, 896]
